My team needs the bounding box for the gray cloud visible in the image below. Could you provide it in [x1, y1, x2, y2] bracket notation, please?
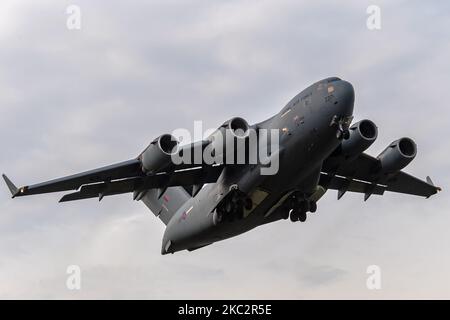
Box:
[299, 265, 347, 288]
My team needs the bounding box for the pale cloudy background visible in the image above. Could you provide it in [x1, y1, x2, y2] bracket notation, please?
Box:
[0, 0, 449, 299]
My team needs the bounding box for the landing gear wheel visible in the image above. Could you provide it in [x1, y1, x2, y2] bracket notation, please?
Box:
[244, 197, 253, 210]
[290, 210, 299, 222]
[298, 211, 307, 222]
[225, 201, 233, 214]
[213, 210, 223, 225]
[299, 200, 309, 213]
[309, 201, 317, 213]
[343, 129, 350, 140]
[236, 198, 244, 208]
[336, 129, 350, 140]
[280, 206, 290, 220]
[236, 206, 244, 220]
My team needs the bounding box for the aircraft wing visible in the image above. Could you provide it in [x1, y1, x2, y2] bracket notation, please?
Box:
[320, 153, 441, 200]
[2, 157, 224, 202]
[3, 159, 144, 197]
[58, 165, 224, 202]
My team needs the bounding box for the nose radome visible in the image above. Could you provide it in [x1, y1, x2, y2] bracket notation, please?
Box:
[336, 80, 354, 117]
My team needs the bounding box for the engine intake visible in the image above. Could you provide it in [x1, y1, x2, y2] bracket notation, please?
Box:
[377, 137, 417, 173]
[228, 117, 250, 138]
[140, 134, 179, 173]
[207, 117, 250, 163]
[340, 119, 378, 157]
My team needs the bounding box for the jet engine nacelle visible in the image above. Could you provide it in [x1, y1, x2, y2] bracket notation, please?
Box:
[207, 117, 250, 162]
[377, 137, 417, 173]
[140, 134, 179, 173]
[340, 119, 378, 157]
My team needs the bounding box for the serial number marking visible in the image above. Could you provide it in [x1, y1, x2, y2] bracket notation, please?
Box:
[222, 304, 272, 316]
[178, 304, 272, 317]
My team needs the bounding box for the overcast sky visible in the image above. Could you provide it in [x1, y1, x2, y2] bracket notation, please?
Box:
[0, 0, 449, 299]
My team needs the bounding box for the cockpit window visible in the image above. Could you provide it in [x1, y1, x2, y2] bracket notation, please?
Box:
[326, 77, 341, 83]
[318, 78, 340, 91]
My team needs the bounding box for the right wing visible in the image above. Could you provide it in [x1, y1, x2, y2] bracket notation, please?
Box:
[3, 159, 144, 197]
[58, 165, 224, 202]
[3, 139, 225, 202]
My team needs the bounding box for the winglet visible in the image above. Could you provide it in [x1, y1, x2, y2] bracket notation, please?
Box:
[2, 174, 20, 198]
[426, 176, 442, 192]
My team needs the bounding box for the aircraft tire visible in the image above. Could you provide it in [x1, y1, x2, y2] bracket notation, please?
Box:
[213, 211, 223, 225]
[244, 197, 253, 210]
[290, 210, 299, 222]
[298, 211, 307, 222]
[225, 200, 235, 214]
[343, 130, 350, 140]
[309, 201, 317, 213]
[299, 200, 309, 212]
[282, 208, 290, 220]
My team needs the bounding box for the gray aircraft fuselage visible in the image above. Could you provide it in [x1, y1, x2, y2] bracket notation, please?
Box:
[162, 77, 354, 254]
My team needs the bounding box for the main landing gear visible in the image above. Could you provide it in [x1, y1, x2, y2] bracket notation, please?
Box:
[283, 193, 317, 223]
[213, 189, 253, 225]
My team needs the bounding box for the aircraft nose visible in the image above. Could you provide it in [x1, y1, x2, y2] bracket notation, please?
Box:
[335, 80, 355, 117]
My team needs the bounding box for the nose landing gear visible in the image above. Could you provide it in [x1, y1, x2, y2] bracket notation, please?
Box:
[336, 126, 350, 140]
[331, 115, 352, 140]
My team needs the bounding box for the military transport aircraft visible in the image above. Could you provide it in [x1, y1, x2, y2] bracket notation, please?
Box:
[3, 77, 441, 254]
